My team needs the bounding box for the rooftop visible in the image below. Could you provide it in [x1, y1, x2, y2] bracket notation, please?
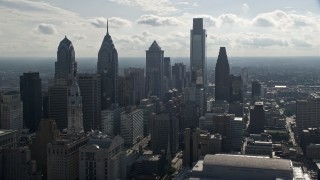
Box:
[203, 154, 292, 171]
[0, 129, 17, 136]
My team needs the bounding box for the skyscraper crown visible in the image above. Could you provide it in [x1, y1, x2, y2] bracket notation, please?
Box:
[149, 40, 162, 51]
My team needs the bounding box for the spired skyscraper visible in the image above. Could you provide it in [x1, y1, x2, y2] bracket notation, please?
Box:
[55, 36, 76, 81]
[146, 40, 164, 99]
[97, 21, 118, 109]
[190, 18, 206, 87]
[215, 47, 230, 102]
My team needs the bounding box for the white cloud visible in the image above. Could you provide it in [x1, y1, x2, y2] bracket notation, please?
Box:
[90, 17, 132, 29]
[137, 15, 184, 26]
[36, 23, 57, 35]
[242, 3, 250, 13]
[109, 0, 177, 15]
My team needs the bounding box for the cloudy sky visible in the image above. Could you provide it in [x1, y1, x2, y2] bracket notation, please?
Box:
[0, 0, 319, 58]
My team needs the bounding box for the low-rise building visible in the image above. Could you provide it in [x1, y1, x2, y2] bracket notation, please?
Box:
[191, 154, 293, 180]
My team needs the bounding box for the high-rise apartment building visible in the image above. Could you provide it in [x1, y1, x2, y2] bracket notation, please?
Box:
[190, 18, 206, 86]
[0, 91, 23, 130]
[55, 36, 76, 81]
[78, 74, 101, 131]
[146, 41, 164, 99]
[215, 47, 230, 102]
[20, 72, 42, 133]
[79, 134, 126, 180]
[97, 23, 118, 108]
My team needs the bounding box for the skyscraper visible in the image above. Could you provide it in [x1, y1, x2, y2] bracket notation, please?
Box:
[252, 80, 262, 98]
[67, 77, 84, 134]
[55, 36, 76, 81]
[20, 72, 42, 133]
[124, 68, 145, 105]
[163, 57, 172, 91]
[172, 63, 186, 92]
[78, 74, 101, 131]
[215, 47, 230, 102]
[249, 102, 265, 134]
[48, 79, 68, 130]
[146, 41, 164, 99]
[97, 21, 118, 108]
[190, 18, 206, 86]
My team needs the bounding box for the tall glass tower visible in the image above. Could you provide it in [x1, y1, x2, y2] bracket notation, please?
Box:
[190, 18, 206, 87]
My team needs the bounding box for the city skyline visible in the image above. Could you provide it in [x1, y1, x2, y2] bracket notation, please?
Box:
[0, 0, 319, 57]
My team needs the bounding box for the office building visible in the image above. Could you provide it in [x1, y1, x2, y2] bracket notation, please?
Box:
[78, 74, 101, 132]
[97, 22, 118, 108]
[229, 74, 243, 102]
[133, 153, 165, 178]
[79, 134, 126, 180]
[300, 128, 320, 154]
[199, 132, 222, 156]
[172, 63, 186, 92]
[151, 113, 179, 155]
[0, 147, 41, 180]
[249, 102, 265, 134]
[0, 129, 17, 149]
[55, 36, 76, 81]
[180, 102, 200, 129]
[120, 107, 143, 146]
[252, 80, 262, 98]
[138, 99, 156, 136]
[100, 105, 124, 136]
[199, 113, 233, 152]
[146, 41, 164, 99]
[30, 119, 59, 179]
[47, 134, 88, 180]
[67, 77, 84, 134]
[296, 93, 320, 136]
[244, 139, 273, 157]
[231, 117, 243, 151]
[20, 72, 42, 133]
[190, 18, 206, 87]
[48, 79, 68, 130]
[215, 47, 230, 102]
[163, 57, 172, 91]
[191, 154, 293, 180]
[184, 85, 205, 115]
[0, 91, 23, 130]
[124, 68, 145, 105]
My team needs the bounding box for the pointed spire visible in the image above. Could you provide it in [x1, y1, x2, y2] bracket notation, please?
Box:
[107, 18, 109, 35]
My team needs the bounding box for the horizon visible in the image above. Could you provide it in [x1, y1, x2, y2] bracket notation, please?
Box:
[1, 0, 320, 57]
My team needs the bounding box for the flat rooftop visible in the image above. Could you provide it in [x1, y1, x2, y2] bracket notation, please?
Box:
[0, 129, 17, 137]
[203, 154, 292, 171]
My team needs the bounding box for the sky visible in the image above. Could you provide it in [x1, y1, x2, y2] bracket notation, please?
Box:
[0, 0, 319, 58]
